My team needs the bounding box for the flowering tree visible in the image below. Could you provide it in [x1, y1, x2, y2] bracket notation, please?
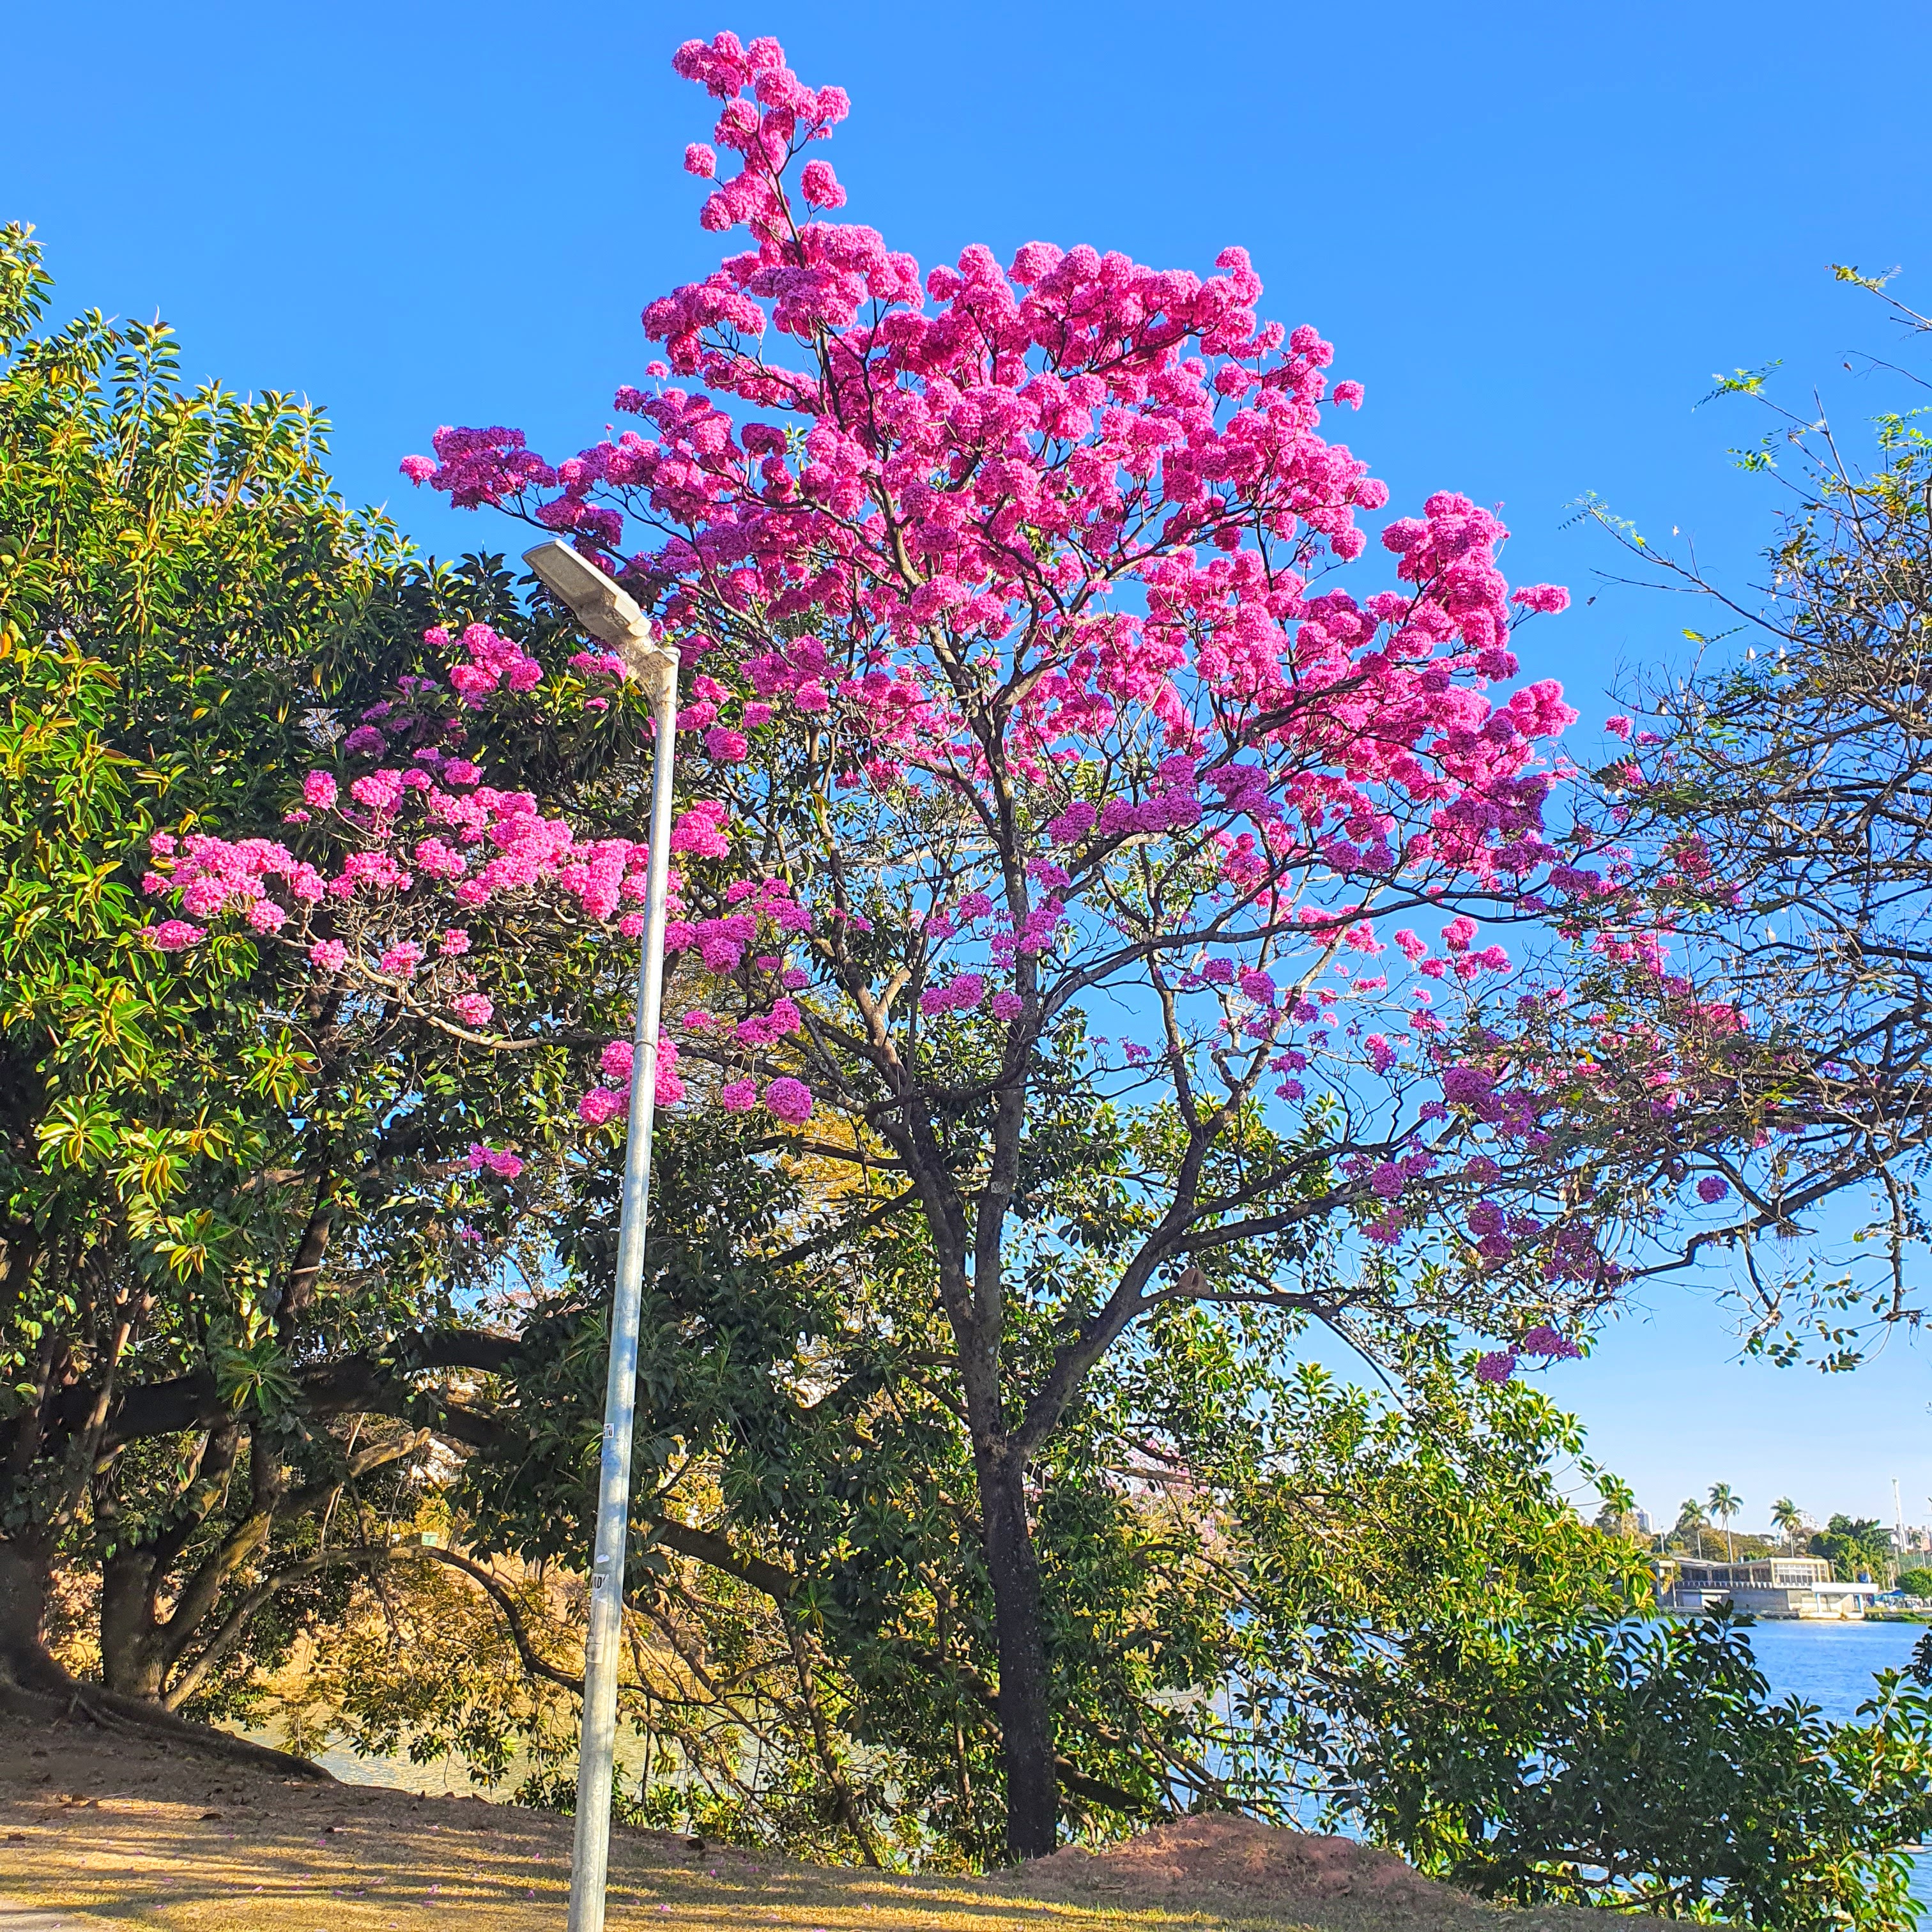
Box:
[376, 31, 1627, 1854]
[0, 224, 703, 1728]
[1475, 275, 1932, 1374]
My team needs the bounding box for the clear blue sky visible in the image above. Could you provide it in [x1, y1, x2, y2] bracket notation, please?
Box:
[10, 0, 1932, 1535]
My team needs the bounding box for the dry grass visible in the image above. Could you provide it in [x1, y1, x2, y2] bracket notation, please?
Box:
[0, 1708, 1616, 1932]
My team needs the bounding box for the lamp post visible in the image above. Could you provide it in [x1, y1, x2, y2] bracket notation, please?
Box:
[521, 540, 680, 1932]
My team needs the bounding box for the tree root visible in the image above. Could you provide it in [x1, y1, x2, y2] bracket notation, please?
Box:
[1, 1645, 334, 1781]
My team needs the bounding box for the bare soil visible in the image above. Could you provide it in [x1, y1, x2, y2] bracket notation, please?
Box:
[0, 1705, 1617, 1932]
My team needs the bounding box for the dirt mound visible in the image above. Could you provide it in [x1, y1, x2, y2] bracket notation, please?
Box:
[1011, 1814, 1471, 1915]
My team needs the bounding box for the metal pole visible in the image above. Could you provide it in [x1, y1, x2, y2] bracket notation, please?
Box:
[566, 647, 680, 1932]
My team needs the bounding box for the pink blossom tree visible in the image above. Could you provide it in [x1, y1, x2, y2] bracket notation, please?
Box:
[193, 30, 1635, 1853]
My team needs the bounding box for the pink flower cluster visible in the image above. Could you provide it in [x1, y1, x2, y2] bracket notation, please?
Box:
[393, 32, 1653, 1304]
[919, 974, 986, 1016]
[578, 1036, 686, 1125]
[446, 623, 544, 706]
[1475, 1323, 1582, 1386]
[142, 831, 325, 939]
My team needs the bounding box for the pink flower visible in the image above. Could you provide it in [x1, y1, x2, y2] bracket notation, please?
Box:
[1475, 1351, 1517, 1385]
[742, 702, 774, 729]
[578, 1086, 627, 1126]
[670, 801, 732, 859]
[451, 993, 494, 1026]
[618, 914, 645, 939]
[440, 928, 471, 956]
[680, 1009, 714, 1031]
[601, 1039, 637, 1080]
[1238, 969, 1276, 1007]
[684, 142, 717, 177]
[1697, 1175, 1730, 1203]
[990, 990, 1024, 1021]
[399, 454, 436, 484]
[1604, 716, 1633, 740]
[1048, 801, 1096, 846]
[378, 942, 425, 977]
[1520, 1324, 1581, 1360]
[309, 939, 348, 972]
[142, 919, 205, 951]
[800, 159, 846, 208]
[1441, 916, 1478, 954]
[468, 1143, 525, 1179]
[704, 726, 749, 762]
[1510, 583, 1570, 615]
[351, 770, 406, 814]
[762, 1077, 813, 1124]
[719, 1078, 758, 1114]
[302, 770, 338, 810]
[655, 1038, 685, 1107]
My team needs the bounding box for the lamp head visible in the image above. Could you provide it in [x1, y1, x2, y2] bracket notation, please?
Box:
[522, 540, 676, 689]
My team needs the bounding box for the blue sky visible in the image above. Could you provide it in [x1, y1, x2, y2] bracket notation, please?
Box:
[10, 0, 1932, 1533]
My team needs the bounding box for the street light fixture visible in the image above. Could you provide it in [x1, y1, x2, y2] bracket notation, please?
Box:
[523, 540, 680, 1932]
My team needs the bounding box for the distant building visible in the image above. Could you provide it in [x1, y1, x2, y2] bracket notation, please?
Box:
[1655, 1556, 1880, 1620]
[1634, 1508, 1653, 1535]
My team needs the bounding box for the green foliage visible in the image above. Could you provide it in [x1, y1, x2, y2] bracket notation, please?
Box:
[0, 222, 646, 1711]
[1337, 1614, 1932, 1932]
[426, 1099, 1648, 1868]
[1811, 1515, 1892, 1583]
[1897, 1570, 1932, 1599]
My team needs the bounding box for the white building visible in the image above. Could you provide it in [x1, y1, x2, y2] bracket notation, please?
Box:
[1656, 1556, 1881, 1620]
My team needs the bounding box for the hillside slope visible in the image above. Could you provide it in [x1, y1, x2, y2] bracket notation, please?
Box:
[0, 1705, 1619, 1932]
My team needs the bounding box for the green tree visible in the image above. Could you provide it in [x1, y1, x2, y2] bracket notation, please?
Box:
[0, 218, 395, 1701]
[1559, 270, 1932, 1369]
[1675, 1497, 1708, 1560]
[1710, 1482, 1743, 1561]
[1811, 1516, 1892, 1584]
[1339, 1614, 1932, 1932]
[0, 224, 657, 1726]
[1772, 1496, 1805, 1552]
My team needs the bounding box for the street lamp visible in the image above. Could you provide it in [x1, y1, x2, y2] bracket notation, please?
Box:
[523, 540, 680, 1932]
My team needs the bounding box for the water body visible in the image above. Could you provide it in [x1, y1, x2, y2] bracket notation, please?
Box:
[1744, 1618, 1930, 1905]
[1745, 1616, 1926, 1721]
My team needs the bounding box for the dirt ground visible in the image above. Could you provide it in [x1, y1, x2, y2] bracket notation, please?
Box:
[0, 1706, 1615, 1932]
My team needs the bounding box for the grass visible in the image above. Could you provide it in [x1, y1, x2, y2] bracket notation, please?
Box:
[0, 1709, 1613, 1932]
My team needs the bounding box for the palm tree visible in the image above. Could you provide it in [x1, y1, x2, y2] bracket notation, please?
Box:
[1772, 1496, 1804, 1552]
[1709, 1483, 1743, 1561]
[1676, 1498, 1708, 1559]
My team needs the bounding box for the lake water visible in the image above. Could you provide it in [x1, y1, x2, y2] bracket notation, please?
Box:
[1744, 1618, 1930, 1905]
[1745, 1616, 1927, 1721]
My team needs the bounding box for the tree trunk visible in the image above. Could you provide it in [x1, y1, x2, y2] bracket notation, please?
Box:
[98, 1545, 168, 1702]
[977, 1450, 1057, 1860]
[0, 1534, 67, 1697]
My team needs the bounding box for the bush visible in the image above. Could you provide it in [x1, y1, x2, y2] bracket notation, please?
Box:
[1335, 1615, 1932, 1931]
